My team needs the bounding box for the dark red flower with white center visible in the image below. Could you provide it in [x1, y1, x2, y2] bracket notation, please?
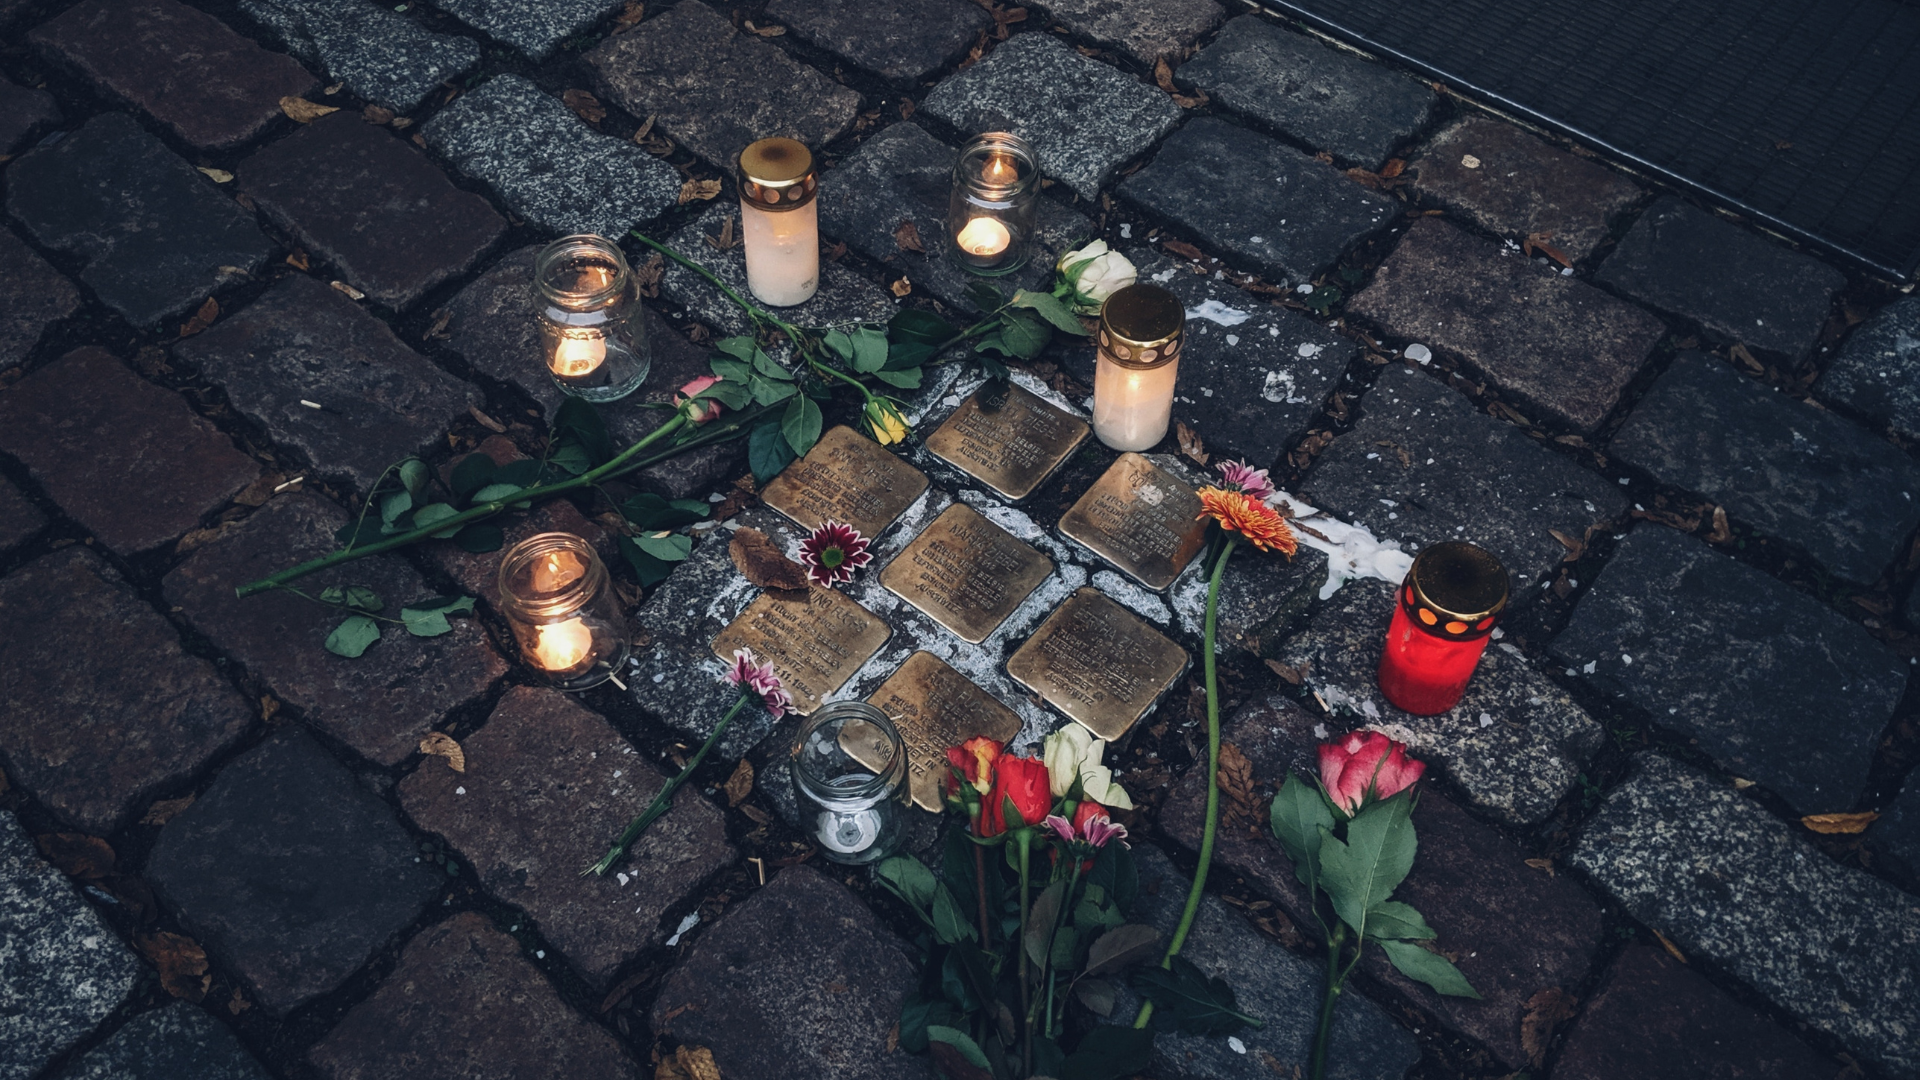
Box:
[798, 519, 872, 588]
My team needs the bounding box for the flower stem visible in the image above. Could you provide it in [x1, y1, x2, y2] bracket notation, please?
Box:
[1042, 854, 1083, 1039]
[974, 842, 992, 948]
[585, 693, 749, 876]
[1308, 923, 1348, 1080]
[1016, 829, 1033, 1076]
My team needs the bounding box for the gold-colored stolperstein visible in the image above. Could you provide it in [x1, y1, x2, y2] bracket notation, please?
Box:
[1006, 587, 1188, 742]
[880, 503, 1053, 644]
[709, 586, 891, 715]
[760, 425, 930, 539]
[924, 381, 1090, 501]
[863, 651, 1024, 811]
[1057, 452, 1207, 591]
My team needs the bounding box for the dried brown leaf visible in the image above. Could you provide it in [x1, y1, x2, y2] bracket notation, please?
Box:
[284, 248, 311, 270]
[1652, 928, 1687, 963]
[420, 731, 466, 772]
[1378, 158, 1406, 179]
[1729, 342, 1763, 373]
[1706, 505, 1732, 544]
[743, 19, 785, 36]
[899, 99, 916, 119]
[658, 1045, 721, 1080]
[1162, 238, 1205, 262]
[1264, 658, 1307, 685]
[178, 296, 219, 337]
[1523, 857, 1555, 875]
[227, 987, 250, 1014]
[632, 114, 656, 143]
[612, 0, 645, 29]
[427, 307, 454, 339]
[137, 931, 211, 1001]
[704, 215, 738, 251]
[723, 758, 754, 806]
[730, 527, 810, 590]
[330, 280, 366, 301]
[141, 796, 196, 827]
[563, 89, 607, 124]
[678, 177, 722, 205]
[468, 405, 507, 433]
[36, 833, 116, 879]
[1520, 987, 1578, 1066]
[893, 219, 926, 253]
[1801, 811, 1879, 834]
[279, 96, 339, 123]
[1548, 528, 1584, 561]
[196, 166, 234, 183]
[889, 276, 912, 297]
[1216, 742, 1257, 826]
[739, 803, 772, 825]
[361, 104, 395, 125]
[1524, 231, 1572, 268]
[1731, 777, 1756, 790]
[1176, 420, 1209, 465]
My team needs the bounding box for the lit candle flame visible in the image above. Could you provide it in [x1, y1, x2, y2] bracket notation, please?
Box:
[532, 618, 593, 672]
[530, 550, 586, 593]
[982, 151, 1018, 185]
[551, 334, 607, 377]
[956, 217, 1011, 258]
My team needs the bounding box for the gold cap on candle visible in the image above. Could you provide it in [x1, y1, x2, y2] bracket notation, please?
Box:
[1403, 541, 1508, 638]
[739, 138, 817, 212]
[1097, 283, 1184, 370]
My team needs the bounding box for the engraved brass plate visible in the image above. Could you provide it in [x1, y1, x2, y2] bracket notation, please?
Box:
[865, 651, 1024, 811]
[880, 502, 1053, 644]
[925, 381, 1090, 501]
[710, 586, 891, 715]
[1057, 452, 1207, 591]
[1006, 587, 1188, 741]
[760, 424, 930, 538]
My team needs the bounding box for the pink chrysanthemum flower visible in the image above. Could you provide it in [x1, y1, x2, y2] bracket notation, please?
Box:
[798, 520, 873, 588]
[1217, 459, 1276, 502]
[724, 647, 792, 718]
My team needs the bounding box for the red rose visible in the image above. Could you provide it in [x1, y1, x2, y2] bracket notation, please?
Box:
[674, 375, 723, 424]
[1318, 731, 1425, 817]
[1071, 799, 1109, 834]
[981, 754, 1051, 836]
[944, 736, 1003, 800]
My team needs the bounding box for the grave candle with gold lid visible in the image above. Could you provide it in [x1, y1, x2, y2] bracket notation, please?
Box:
[947, 132, 1039, 275]
[533, 235, 649, 402]
[497, 533, 630, 691]
[1091, 283, 1183, 451]
[1376, 541, 1508, 715]
[739, 137, 820, 307]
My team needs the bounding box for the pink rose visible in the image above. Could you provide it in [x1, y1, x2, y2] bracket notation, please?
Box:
[1317, 731, 1424, 817]
[675, 375, 723, 424]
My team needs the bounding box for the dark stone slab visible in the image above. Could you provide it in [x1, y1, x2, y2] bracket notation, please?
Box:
[923, 31, 1183, 200]
[1349, 218, 1665, 432]
[423, 74, 679, 239]
[0, 227, 80, 371]
[0, 476, 43, 551]
[435, 0, 622, 60]
[0, 808, 140, 1078]
[1120, 115, 1396, 286]
[1550, 525, 1903, 814]
[175, 274, 480, 491]
[1300, 362, 1629, 595]
[1554, 944, 1847, 1080]
[239, 114, 503, 310]
[652, 864, 929, 1080]
[1168, 531, 1330, 659]
[1409, 117, 1644, 261]
[309, 911, 640, 1080]
[5, 113, 271, 328]
[1816, 295, 1920, 441]
[585, 2, 863, 170]
[0, 547, 253, 833]
[1162, 694, 1605, 1069]
[240, 0, 479, 112]
[1571, 754, 1920, 1079]
[767, 0, 989, 83]
[55, 1002, 272, 1080]
[1595, 197, 1845, 360]
[1878, 776, 1920, 887]
[31, 0, 316, 151]
[147, 728, 441, 1015]
[162, 494, 508, 765]
[1610, 351, 1920, 584]
[0, 347, 260, 554]
[0, 78, 60, 154]
[1180, 15, 1435, 170]
[399, 687, 735, 986]
[1042, 0, 1225, 64]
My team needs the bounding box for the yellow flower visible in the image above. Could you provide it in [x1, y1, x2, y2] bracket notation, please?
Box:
[864, 398, 909, 446]
[1197, 487, 1298, 555]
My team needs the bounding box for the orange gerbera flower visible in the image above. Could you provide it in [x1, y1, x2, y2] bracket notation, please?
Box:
[1197, 487, 1298, 556]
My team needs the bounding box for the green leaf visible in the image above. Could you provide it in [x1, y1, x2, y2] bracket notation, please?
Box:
[897, 995, 959, 1055]
[470, 482, 525, 504]
[553, 396, 612, 466]
[977, 351, 1010, 382]
[748, 419, 796, 482]
[343, 586, 382, 612]
[964, 280, 1006, 312]
[1271, 771, 1334, 894]
[823, 328, 856, 362]
[335, 515, 385, 549]
[1073, 890, 1124, 932]
[324, 615, 380, 658]
[748, 374, 798, 406]
[622, 493, 709, 531]
[927, 1026, 992, 1079]
[493, 459, 543, 487]
[782, 393, 822, 457]
[1084, 842, 1138, 913]
[709, 355, 755, 383]
[548, 442, 591, 476]
[1132, 955, 1264, 1036]
[1083, 923, 1159, 977]
[884, 339, 937, 370]
[634, 531, 692, 562]
[889, 308, 954, 345]
[931, 885, 975, 945]
[380, 490, 413, 529]
[411, 503, 462, 538]
[872, 365, 922, 389]
[1049, 925, 1079, 969]
[751, 348, 792, 381]
[696, 378, 753, 410]
[1013, 289, 1090, 334]
[713, 335, 758, 363]
[1060, 1025, 1154, 1080]
[398, 459, 429, 498]
[619, 536, 675, 588]
[877, 855, 939, 911]
[850, 326, 889, 373]
[1377, 939, 1482, 998]
[449, 454, 496, 501]
[453, 523, 504, 553]
[1365, 900, 1437, 941]
[1305, 284, 1343, 316]
[1316, 791, 1417, 939]
[1024, 881, 1065, 968]
[400, 595, 475, 638]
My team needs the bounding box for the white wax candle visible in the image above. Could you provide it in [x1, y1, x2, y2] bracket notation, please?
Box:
[549, 335, 606, 378]
[742, 200, 819, 307]
[956, 217, 1011, 257]
[530, 550, 585, 593]
[1092, 352, 1179, 451]
[532, 618, 593, 672]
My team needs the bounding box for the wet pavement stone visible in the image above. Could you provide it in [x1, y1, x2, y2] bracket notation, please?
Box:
[1180, 15, 1435, 170]
[1161, 695, 1606, 1070]
[923, 32, 1183, 200]
[1610, 351, 1920, 584]
[1042, 0, 1225, 64]
[1168, 539, 1330, 659]
[309, 911, 640, 1080]
[423, 74, 680, 240]
[651, 863, 929, 1080]
[148, 728, 442, 1015]
[239, 113, 504, 310]
[1349, 218, 1666, 432]
[1571, 754, 1920, 1079]
[0, 227, 80, 370]
[0, 547, 253, 834]
[1299, 363, 1629, 596]
[0, 78, 60, 154]
[0, 347, 260, 554]
[0, 476, 44, 552]
[399, 686, 735, 987]
[767, 0, 989, 84]
[240, 0, 479, 112]
[585, 2, 862, 170]
[1595, 197, 1845, 360]
[1119, 116, 1397, 286]
[435, 0, 624, 61]
[31, 0, 316, 151]
[1409, 117, 1644, 262]
[176, 274, 481, 491]
[1878, 776, 1920, 887]
[6, 113, 271, 329]
[55, 1002, 272, 1080]
[162, 494, 508, 766]
[1550, 525, 1904, 814]
[1271, 577, 1604, 824]
[1553, 943, 1846, 1080]
[1816, 295, 1920, 441]
[425, 495, 612, 601]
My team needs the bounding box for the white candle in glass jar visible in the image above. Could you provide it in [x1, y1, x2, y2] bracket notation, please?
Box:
[532, 618, 594, 672]
[1093, 352, 1179, 451]
[955, 217, 1011, 258]
[739, 137, 819, 308]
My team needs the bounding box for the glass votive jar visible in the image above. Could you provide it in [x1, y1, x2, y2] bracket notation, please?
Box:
[533, 234, 649, 403]
[1377, 541, 1509, 715]
[1092, 283, 1184, 451]
[497, 532, 631, 692]
[790, 701, 909, 865]
[947, 131, 1039, 276]
[738, 137, 820, 307]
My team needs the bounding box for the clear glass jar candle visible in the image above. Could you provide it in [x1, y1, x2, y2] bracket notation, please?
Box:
[534, 235, 649, 403]
[790, 701, 909, 865]
[947, 132, 1039, 276]
[497, 532, 631, 692]
[739, 137, 819, 307]
[1092, 283, 1184, 451]
[1377, 541, 1508, 715]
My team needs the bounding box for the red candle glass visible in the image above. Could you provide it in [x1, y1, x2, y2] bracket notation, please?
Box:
[1377, 541, 1509, 715]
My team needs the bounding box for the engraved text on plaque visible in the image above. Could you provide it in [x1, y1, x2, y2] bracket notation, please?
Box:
[880, 502, 1053, 644]
[1057, 452, 1207, 591]
[1006, 587, 1188, 741]
[864, 651, 1023, 811]
[760, 425, 930, 538]
[925, 382, 1090, 501]
[710, 586, 891, 715]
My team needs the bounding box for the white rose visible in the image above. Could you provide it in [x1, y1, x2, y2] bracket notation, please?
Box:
[1040, 724, 1134, 809]
[1057, 241, 1138, 314]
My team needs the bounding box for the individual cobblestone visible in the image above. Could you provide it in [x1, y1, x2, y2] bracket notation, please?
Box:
[1041, 0, 1225, 64]
[1119, 116, 1396, 286]
[1180, 15, 1436, 169]
[31, 0, 316, 150]
[1168, 538, 1329, 659]
[923, 32, 1183, 200]
[1816, 295, 1920, 441]
[1550, 525, 1903, 814]
[767, 0, 989, 84]
[1595, 196, 1846, 360]
[1571, 754, 1920, 1078]
[399, 686, 735, 986]
[56, 1002, 273, 1080]
[0, 78, 60, 153]
[176, 274, 481, 491]
[239, 113, 504, 310]
[1609, 351, 1920, 584]
[240, 0, 479, 112]
[0, 227, 79, 370]
[0, 347, 260, 554]
[0, 476, 43, 552]
[161, 494, 508, 766]
[585, 2, 862, 170]
[6, 113, 271, 328]
[1349, 218, 1666, 431]
[435, 0, 623, 61]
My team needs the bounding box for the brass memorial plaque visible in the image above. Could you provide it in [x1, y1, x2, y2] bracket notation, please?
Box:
[1006, 587, 1188, 742]
[925, 381, 1090, 501]
[710, 586, 891, 715]
[880, 503, 1054, 644]
[865, 651, 1024, 811]
[760, 425, 930, 538]
[1057, 452, 1207, 591]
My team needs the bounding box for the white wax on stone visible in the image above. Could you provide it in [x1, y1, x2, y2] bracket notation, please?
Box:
[1092, 352, 1178, 451]
[742, 199, 819, 307]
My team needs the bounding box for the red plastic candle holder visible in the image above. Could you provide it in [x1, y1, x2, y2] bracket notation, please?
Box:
[1377, 541, 1509, 716]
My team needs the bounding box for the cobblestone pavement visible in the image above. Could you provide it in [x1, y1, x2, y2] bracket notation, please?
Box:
[2, 2, 1918, 1079]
